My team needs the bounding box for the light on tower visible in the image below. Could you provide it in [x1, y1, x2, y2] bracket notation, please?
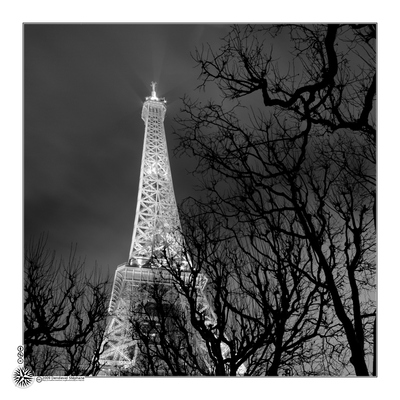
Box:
[150, 81, 158, 100]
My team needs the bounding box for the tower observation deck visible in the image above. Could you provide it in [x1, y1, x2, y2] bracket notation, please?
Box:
[99, 83, 214, 375]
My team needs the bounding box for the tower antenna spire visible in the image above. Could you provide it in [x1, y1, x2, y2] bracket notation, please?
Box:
[151, 81, 157, 99]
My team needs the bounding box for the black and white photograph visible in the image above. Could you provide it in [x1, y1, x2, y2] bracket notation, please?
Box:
[22, 22, 377, 381]
[4, 0, 400, 395]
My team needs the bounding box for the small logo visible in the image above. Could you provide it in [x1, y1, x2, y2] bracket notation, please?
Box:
[13, 366, 34, 388]
[17, 345, 24, 365]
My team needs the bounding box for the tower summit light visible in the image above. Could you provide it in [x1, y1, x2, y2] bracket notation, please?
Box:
[150, 81, 158, 100]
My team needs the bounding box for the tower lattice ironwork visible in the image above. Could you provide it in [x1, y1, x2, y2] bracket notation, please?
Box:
[99, 83, 214, 375]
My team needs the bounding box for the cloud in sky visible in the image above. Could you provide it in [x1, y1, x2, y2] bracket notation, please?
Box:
[24, 23, 232, 274]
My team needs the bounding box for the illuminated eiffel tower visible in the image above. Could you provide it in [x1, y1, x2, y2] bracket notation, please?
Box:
[99, 83, 214, 375]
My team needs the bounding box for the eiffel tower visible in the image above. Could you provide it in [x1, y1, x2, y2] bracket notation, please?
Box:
[99, 83, 214, 375]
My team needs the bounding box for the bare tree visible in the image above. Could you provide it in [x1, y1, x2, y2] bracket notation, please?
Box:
[125, 207, 329, 376]
[174, 24, 376, 376]
[181, 204, 333, 376]
[24, 234, 110, 376]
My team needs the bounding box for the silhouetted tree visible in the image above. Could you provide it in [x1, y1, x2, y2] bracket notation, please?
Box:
[174, 24, 376, 376]
[126, 209, 329, 376]
[24, 234, 110, 376]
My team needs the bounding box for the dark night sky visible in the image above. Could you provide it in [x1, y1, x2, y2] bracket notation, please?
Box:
[24, 24, 232, 276]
